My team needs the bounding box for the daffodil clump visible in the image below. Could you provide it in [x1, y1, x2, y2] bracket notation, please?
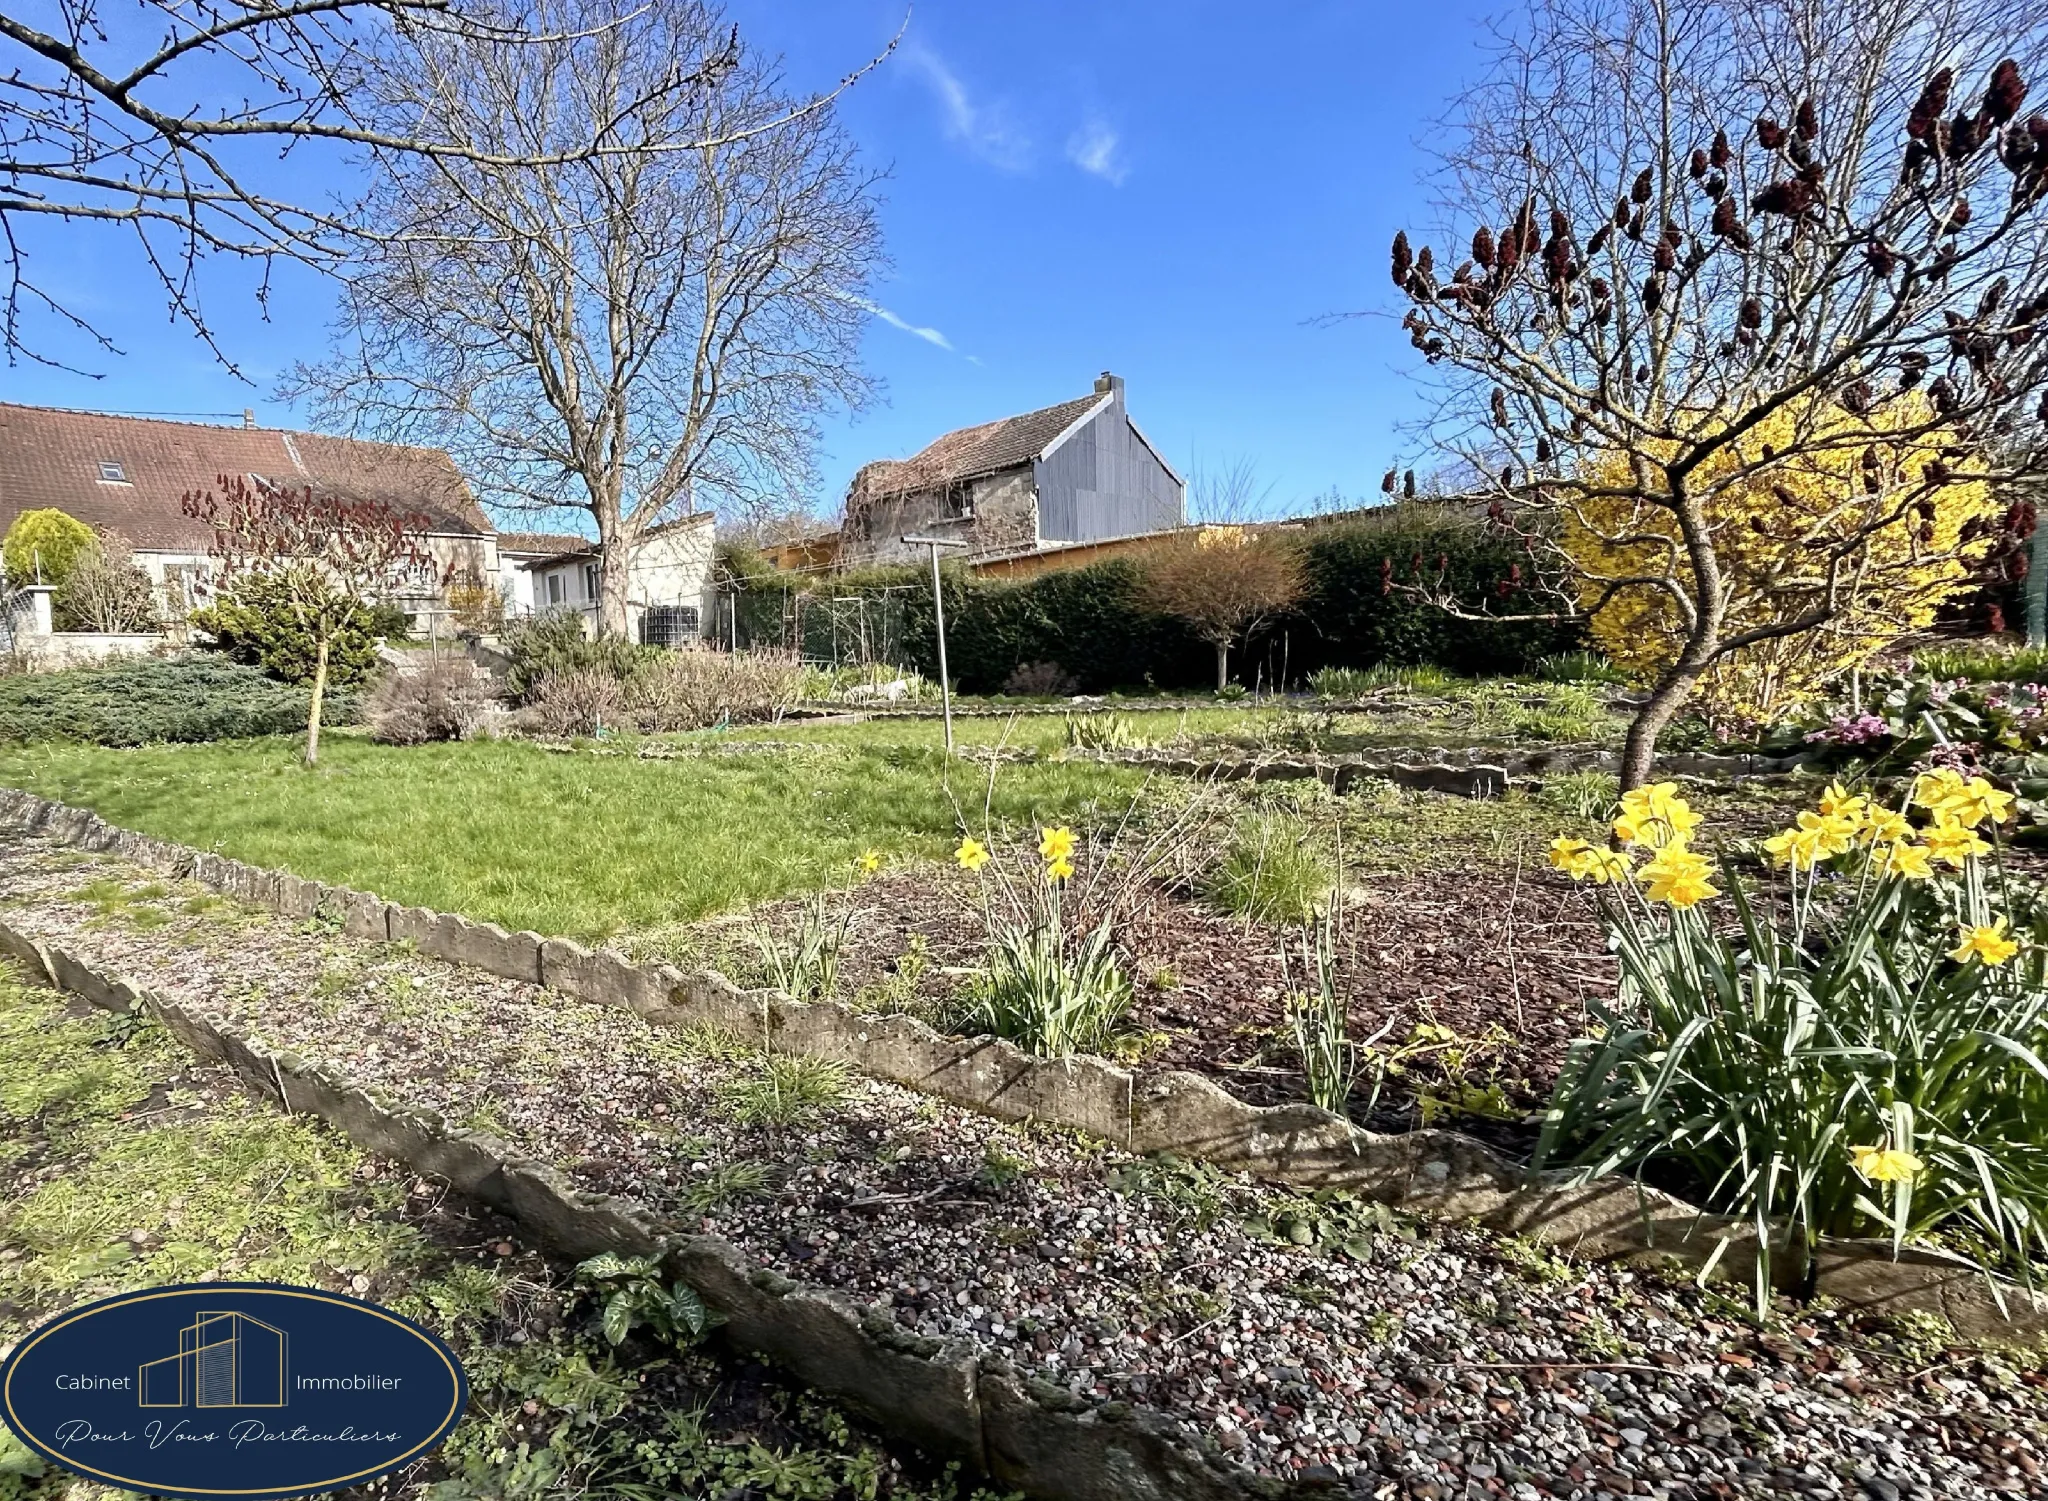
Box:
[1538, 775, 2048, 1311]
[951, 826, 1130, 1057]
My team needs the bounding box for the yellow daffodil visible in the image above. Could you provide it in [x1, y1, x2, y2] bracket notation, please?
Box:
[1586, 848, 1633, 884]
[856, 849, 883, 876]
[1046, 854, 1075, 882]
[1923, 822, 1992, 869]
[1613, 783, 1702, 850]
[954, 837, 991, 872]
[1857, 807, 1913, 847]
[1944, 776, 2016, 831]
[1849, 1144, 1924, 1184]
[1762, 824, 1827, 872]
[1038, 826, 1077, 862]
[1549, 837, 1631, 885]
[1869, 841, 1934, 881]
[1549, 835, 1594, 871]
[1793, 809, 1859, 859]
[1817, 781, 1869, 827]
[1950, 917, 2019, 966]
[1912, 767, 1967, 815]
[1639, 843, 1719, 908]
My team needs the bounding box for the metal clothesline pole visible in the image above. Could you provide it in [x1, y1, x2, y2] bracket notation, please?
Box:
[903, 534, 969, 754]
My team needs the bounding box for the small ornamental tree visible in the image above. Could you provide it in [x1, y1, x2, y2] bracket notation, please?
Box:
[1384, 0, 2048, 787]
[181, 475, 442, 765]
[1139, 528, 1305, 689]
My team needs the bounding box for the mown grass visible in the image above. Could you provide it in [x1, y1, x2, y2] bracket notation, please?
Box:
[0, 733, 1145, 941]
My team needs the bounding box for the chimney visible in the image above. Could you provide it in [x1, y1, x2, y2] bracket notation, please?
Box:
[242, 409, 256, 429]
[1093, 370, 1125, 403]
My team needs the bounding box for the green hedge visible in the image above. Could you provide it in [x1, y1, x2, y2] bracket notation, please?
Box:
[1290, 509, 1583, 677]
[0, 655, 360, 746]
[732, 508, 1582, 692]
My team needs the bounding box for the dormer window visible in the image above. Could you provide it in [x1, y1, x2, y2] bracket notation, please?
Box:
[97, 459, 129, 483]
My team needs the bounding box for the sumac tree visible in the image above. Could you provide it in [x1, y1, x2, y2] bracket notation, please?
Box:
[1385, 0, 2048, 787]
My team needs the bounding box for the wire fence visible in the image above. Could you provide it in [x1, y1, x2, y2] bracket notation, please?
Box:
[710, 583, 920, 669]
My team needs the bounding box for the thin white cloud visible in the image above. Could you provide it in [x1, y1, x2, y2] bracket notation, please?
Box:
[849, 295, 953, 352]
[1067, 119, 1127, 185]
[903, 43, 1032, 170]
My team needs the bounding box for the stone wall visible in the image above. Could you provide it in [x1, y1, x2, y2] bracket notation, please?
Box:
[2, 786, 2039, 1342]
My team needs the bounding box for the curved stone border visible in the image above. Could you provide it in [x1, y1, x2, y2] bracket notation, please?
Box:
[2, 787, 2039, 1342]
[0, 921, 1280, 1501]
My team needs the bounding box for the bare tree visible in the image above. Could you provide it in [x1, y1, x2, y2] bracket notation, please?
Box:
[1384, 0, 2048, 787]
[1140, 530, 1305, 689]
[291, 0, 880, 638]
[0, 0, 890, 371]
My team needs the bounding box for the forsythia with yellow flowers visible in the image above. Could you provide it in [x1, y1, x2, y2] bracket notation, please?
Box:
[1560, 394, 1999, 726]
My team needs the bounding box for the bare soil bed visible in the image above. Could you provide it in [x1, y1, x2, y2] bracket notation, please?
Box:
[4, 833, 2044, 1499]
[664, 856, 1613, 1152]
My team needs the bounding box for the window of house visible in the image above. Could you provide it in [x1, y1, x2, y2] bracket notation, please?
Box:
[97, 460, 129, 483]
[584, 563, 600, 601]
[546, 573, 565, 606]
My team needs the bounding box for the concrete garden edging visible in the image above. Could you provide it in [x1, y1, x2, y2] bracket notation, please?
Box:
[2, 787, 2041, 1342]
[0, 917, 1295, 1501]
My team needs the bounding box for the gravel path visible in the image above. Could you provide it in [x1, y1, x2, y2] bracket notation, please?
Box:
[3, 833, 2043, 1500]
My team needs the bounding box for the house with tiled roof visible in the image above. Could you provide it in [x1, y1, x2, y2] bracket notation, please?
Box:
[838, 372, 1183, 568]
[0, 403, 495, 623]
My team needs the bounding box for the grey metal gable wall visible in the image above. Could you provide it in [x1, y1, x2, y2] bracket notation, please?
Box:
[1033, 405, 1183, 543]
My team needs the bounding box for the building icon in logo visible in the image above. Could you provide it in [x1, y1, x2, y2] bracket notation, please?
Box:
[138, 1311, 288, 1409]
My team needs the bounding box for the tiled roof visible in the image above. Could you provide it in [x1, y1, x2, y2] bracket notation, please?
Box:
[851, 393, 1106, 500]
[496, 530, 592, 557]
[0, 404, 490, 554]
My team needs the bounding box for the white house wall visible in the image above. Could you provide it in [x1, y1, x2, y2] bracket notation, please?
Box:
[524, 520, 714, 640]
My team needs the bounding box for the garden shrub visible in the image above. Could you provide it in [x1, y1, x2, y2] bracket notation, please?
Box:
[1542, 779, 2048, 1309]
[500, 609, 645, 703]
[1003, 660, 1078, 696]
[0, 655, 358, 746]
[624, 647, 803, 730]
[51, 532, 159, 633]
[521, 666, 625, 737]
[365, 661, 500, 745]
[2, 508, 94, 587]
[365, 600, 412, 642]
[191, 570, 382, 687]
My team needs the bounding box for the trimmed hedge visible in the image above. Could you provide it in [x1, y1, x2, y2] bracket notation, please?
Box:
[0, 655, 360, 746]
[737, 507, 1584, 692]
[1289, 509, 1583, 677]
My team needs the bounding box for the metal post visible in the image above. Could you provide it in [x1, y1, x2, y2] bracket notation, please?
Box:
[904, 534, 969, 755]
[928, 542, 955, 754]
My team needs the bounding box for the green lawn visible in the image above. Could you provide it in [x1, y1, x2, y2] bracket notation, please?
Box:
[0, 733, 1143, 940]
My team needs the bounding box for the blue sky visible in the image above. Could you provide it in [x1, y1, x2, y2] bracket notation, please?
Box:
[3, 0, 1498, 522]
